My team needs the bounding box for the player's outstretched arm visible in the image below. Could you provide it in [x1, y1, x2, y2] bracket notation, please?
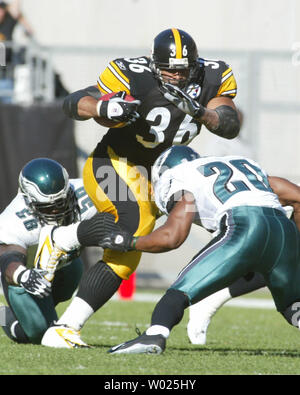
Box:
[63, 87, 140, 123]
[134, 193, 195, 253]
[51, 193, 195, 254]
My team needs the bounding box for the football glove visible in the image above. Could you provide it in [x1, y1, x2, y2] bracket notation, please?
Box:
[162, 83, 205, 119]
[100, 229, 137, 252]
[16, 268, 51, 298]
[97, 91, 141, 123]
[76, 212, 136, 252]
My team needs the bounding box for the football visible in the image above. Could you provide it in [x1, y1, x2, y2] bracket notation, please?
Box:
[93, 91, 136, 128]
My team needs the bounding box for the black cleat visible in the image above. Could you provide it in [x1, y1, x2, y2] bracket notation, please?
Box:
[108, 331, 166, 355]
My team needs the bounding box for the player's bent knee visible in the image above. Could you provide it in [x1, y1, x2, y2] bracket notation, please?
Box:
[8, 286, 58, 344]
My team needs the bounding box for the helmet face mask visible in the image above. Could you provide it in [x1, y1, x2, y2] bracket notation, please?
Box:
[19, 158, 80, 226]
[150, 28, 201, 90]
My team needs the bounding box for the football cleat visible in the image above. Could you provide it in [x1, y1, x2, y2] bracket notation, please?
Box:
[108, 332, 166, 355]
[41, 325, 90, 349]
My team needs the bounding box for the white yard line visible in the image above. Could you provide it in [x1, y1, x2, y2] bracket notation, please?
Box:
[1, 287, 275, 310]
[113, 293, 276, 309]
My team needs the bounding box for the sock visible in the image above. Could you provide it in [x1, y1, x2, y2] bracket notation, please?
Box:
[57, 296, 94, 331]
[151, 288, 189, 330]
[76, 260, 122, 311]
[146, 325, 170, 339]
[189, 288, 232, 323]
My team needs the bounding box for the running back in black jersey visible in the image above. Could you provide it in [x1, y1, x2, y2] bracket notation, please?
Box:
[97, 56, 237, 172]
[82, 55, 238, 281]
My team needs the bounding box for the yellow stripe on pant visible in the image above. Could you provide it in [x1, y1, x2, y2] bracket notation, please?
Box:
[83, 145, 158, 280]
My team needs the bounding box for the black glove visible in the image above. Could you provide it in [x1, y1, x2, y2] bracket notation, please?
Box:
[97, 91, 141, 123]
[17, 268, 51, 298]
[100, 229, 137, 252]
[162, 83, 205, 119]
[77, 212, 136, 252]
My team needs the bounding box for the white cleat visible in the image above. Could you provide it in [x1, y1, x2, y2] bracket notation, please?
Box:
[41, 325, 90, 349]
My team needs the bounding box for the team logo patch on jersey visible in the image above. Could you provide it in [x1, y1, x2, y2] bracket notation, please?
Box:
[115, 61, 126, 70]
[186, 83, 201, 99]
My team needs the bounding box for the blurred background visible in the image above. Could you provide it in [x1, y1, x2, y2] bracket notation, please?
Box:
[0, 0, 299, 289]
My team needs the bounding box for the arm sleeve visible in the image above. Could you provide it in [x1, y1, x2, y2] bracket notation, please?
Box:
[62, 85, 102, 120]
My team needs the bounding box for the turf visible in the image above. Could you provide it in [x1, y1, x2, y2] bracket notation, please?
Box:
[1, 293, 300, 376]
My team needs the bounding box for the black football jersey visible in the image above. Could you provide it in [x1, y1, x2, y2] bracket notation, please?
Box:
[97, 56, 237, 172]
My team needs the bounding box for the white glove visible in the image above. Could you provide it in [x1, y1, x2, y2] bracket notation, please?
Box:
[162, 83, 205, 119]
[15, 267, 51, 298]
[97, 91, 141, 123]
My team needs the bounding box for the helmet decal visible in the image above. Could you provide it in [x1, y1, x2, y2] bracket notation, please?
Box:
[171, 28, 182, 59]
[152, 145, 200, 187]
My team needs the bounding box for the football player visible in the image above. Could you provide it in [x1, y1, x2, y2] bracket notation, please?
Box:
[87, 145, 300, 354]
[46, 28, 240, 347]
[0, 157, 97, 345]
[187, 176, 300, 345]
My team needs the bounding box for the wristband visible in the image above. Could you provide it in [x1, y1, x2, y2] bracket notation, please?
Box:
[96, 100, 103, 117]
[131, 237, 139, 250]
[13, 265, 26, 285]
[0, 250, 27, 284]
[194, 104, 205, 120]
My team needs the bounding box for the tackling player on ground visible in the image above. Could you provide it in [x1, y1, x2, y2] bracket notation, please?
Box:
[0, 158, 97, 345]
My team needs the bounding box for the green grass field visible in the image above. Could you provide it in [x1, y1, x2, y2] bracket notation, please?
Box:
[1, 291, 300, 376]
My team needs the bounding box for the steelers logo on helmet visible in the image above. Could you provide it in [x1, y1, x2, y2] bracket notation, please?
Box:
[150, 28, 202, 90]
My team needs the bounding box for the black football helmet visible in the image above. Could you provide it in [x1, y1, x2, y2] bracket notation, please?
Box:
[150, 28, 203, 89]
[18, 158, 80, 226]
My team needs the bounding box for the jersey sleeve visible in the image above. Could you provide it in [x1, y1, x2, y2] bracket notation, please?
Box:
[97, 59, 131, 95]
[0, 195, 40, 248]
[216, 65, 237, 98]
[71, 179, 97, 220]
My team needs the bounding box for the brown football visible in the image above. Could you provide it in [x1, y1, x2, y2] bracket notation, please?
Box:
[93, 92, 136, 128]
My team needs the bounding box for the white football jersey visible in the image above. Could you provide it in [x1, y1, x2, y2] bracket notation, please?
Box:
[0, 179, 97, 249]
[154, 155, 285, 232]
